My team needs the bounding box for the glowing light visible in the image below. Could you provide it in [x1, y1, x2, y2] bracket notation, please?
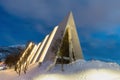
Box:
[86, 69, 120, 80]
[28, 45, 39, 64]
[18, 42, 34, 70]
[33, 74, 66, 80]
[16, 42, 33, 66]
[20, 42, 33, 60]
[33, 35, 49, 63]
[40, 76, 59, 80]
[39, 26, 58, 62]
[33, 69, 120, 80]
[22, 45, 38, 68]
[31, 42, 43, 63]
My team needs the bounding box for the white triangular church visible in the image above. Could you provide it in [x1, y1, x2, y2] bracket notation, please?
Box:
[15, 12, 84, 74]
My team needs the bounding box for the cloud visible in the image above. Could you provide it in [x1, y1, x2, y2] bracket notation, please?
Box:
[1, 0, 120, 28]
[1, 0, 120, 41]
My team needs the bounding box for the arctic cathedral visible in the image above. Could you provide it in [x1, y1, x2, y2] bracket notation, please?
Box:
[15, 12, 84, 74]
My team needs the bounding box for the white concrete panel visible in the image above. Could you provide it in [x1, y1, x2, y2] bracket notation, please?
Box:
[28, 44, 39, 64]
[33, 35, 49, 63]
[31, 42, 42, 63]
[67, 12, 83, 59]
[39, 26, 58, 63]
[16, 42, 33, 65]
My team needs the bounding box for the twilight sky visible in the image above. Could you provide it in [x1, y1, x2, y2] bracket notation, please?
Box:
[0, 0, 120, 63]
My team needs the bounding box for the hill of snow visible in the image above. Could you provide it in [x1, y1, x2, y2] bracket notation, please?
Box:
[0, 60, 120, 80]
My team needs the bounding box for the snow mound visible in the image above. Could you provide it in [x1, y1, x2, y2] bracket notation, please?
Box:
[1, 60, 120, 80]
[33, 60, 120, 80]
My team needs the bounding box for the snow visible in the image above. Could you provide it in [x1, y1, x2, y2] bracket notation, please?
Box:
[9, 44, 25, 48]
[0, 60, 120, 80]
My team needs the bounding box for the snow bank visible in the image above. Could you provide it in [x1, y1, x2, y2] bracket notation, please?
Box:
[33, 60, 120, 80]
[0, 60, 120, 80]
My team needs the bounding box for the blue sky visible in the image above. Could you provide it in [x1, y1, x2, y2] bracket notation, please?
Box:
[0, 0, 120, 63]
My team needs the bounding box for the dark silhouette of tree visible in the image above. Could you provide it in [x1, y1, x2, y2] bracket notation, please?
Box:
[5, 54, 20, 68]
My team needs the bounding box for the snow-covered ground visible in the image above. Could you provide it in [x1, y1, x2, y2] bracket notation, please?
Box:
[0, 60, 120, 80]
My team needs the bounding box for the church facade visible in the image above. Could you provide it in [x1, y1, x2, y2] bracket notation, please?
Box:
[15, 12, 84, 74]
